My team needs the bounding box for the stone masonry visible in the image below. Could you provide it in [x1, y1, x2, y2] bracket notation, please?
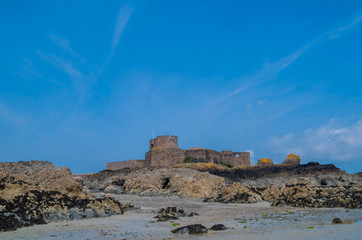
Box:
[106, 135, 251, 170]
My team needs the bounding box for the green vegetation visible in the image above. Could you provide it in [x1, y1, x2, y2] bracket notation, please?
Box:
[220, 159, 233, 168]
[183, 155, 193, 163]
[307, 226, 314, 229]
[171, 223, 180, 226]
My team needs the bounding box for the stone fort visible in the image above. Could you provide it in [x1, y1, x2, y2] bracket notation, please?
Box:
[106, 135, 251, 170]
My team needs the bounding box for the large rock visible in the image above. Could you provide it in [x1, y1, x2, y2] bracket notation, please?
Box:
[0, 161, 128, 232]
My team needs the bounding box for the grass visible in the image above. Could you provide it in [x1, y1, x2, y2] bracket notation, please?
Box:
[307, 226, 314, 229]
[171, 223, 180, 226]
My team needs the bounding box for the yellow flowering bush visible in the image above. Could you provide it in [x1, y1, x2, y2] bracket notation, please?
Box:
[283, 153, 301, 165]
[257, 158, 274, 166]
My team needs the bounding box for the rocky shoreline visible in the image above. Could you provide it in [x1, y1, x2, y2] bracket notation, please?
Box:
[1, 160, 361, 234]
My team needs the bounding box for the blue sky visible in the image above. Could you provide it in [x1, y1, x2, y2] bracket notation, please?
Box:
[1, 0, 362, 174]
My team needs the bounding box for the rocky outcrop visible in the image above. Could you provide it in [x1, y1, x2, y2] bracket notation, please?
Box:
[204, 177, 362, 208]
[83, 167, 226, 198]
[204, 182, 262, 203]
[270, 178, 362, 208]
[81, 168, 134, 191]
[82, 163, 361, 208]
[205, 163, 343, 185]
[0, 161, 128, 232]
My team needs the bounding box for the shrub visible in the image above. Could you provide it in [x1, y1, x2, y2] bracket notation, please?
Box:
[283, 153, 301, 165]
[183, 155, 193, 163]
[257, 158, 274, 166]
[220, 160, 233, 168]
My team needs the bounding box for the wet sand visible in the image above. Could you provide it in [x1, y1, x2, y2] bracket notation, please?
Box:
[1, 194, 361, 240]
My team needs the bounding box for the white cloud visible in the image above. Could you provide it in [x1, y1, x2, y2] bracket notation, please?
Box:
[245, 149, 255, 164]
[268, 119, 362, 161]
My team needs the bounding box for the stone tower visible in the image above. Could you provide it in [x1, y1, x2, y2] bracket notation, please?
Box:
[145, 135, 184, 167]
[149, 135, 178, 150]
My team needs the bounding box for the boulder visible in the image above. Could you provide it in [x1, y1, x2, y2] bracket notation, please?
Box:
[210, 224, 227, 231]
[171, 224, 208, 234]
[333, 218, 342, 224]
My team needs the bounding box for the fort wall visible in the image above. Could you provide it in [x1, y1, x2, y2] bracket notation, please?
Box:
[106, 135, 251, 170]
[184, 149, 251, 167]
[106, 159, 145, 170]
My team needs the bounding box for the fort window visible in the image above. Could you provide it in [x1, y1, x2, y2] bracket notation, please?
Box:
[235, 154, 239, 157]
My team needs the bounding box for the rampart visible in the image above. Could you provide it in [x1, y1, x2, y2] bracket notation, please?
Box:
[106, 159, 145, 170]
[184, 149, 251, 167]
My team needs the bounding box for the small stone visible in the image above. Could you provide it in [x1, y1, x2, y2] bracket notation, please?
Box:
[333, 218, 342, 224]
[188, 212, 199, 217]
[210, 224, 227, 231]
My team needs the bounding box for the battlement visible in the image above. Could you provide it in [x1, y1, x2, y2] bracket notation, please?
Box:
[149, 135, 178, 150]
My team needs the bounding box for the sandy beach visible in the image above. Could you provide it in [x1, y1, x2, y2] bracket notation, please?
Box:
[1, 193, 361, 240]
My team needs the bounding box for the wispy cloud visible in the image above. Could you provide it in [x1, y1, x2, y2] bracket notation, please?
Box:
[121, 105, 168, 129]
[326, 9, 362, 40]
[220, 9, 362, 101]
[100, 6, 133, 73]
[112, 6, 133, 51]
[37, 51, 83, 79]
[0, 102, 27, 126]
[48, 34, 79, 57]
[268, 119, 362, 161]
[11, 58, 42, 79]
